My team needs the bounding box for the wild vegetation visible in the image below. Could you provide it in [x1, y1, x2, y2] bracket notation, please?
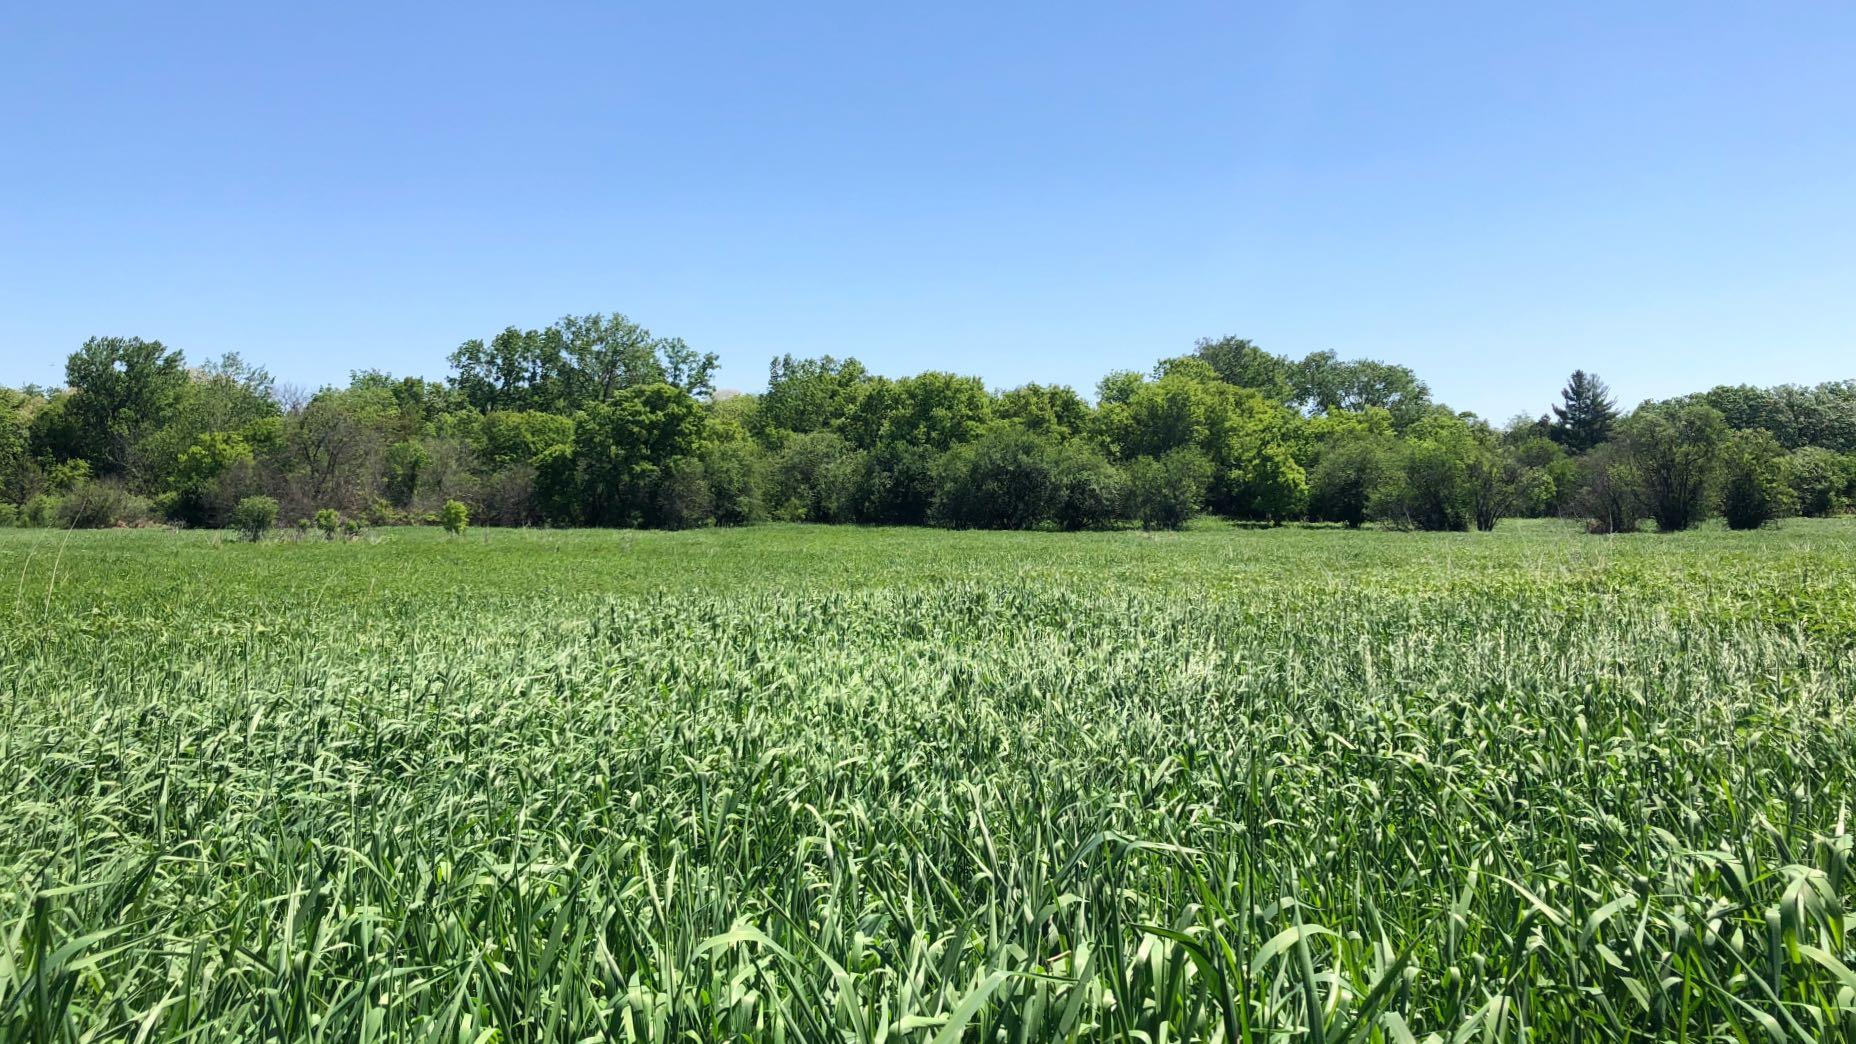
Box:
[4, 520, 1856, 1041]
[4, 320, 1854, 536]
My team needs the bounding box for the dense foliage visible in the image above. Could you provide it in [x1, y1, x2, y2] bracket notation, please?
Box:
[4, 317, 1854, 533]
[5, 522, 1856, 1040]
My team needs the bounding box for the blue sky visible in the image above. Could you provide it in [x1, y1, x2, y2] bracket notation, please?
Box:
[2, 2, 1851, 421]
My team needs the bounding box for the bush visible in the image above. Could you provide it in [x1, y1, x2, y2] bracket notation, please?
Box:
[1786, 446, 1846, 517]
[531, 444, 581, 526]
[22, 495, 61, 528]
[477, 464, 539, 527]
[1573, 443, 1646, 534]
[652, 456, 712, 530]
[0, 503, 18, 528]
[704, 442, 767, 526]
[1619, 404, 1725, 532]
[168, 432, 256, 527]
[1498, 434, 1573, 518]
[933, 426, 1058, 529]
[1718, 429, 1792, 530]
[856, 442, 940, 526]
[771, 432, 862, 523]
[1310, 437, 1395, 528]
[1048, 441, 1125, 531]
[230, 496, 279, 541]
[1378, 420, 1480, 532]
[440, 499, 469, 536]
[1125, 447, 1211, 531]
[57, 480, 146, 529]
[45, 459, 91, 493]
[383, 440, 428, 509]
[1223, 442, 1309, 525]
[314, 508, 341, 540]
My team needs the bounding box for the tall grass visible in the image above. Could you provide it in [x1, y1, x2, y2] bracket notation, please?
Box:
[3, 521, 1856, 1041]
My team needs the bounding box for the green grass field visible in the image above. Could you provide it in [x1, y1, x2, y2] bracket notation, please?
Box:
[5, 520, 1856, 1042]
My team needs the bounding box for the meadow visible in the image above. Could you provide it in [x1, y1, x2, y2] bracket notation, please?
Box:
[4, 520, 1856, 1042]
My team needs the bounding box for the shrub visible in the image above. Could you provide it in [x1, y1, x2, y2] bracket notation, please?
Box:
[531, 444, 581, 526]
[478, 464, 539, 527]
[383, 440, 428, 509]
[57, 480, 146, 529]
[1468, 445, 1508, 533]
[771, 432, 861, 523]
[1496, 434, 1573, 518]
[1618, 404, 1725, 532]
[168, 432, 256, 527]
[1718, 429, 1792, 530]
[340, 517, 364, 540]
[1376, 418, 1480, 532]
[45, 459, 91, 493]
[856, 442, 940, 526]
[314, 508, 341, 540]
[440, 499, 469, 536]
[1125, 447, 1211, 531]
[933, 426, 1058, 530]
[1573, 443, 1646, 534]
[653, 457, 713, 530]
[1310, 437, 1396, 528]
[1048, 441, 1125, 531]
[704, 442, 767, 526]
[0, 503, 18, 528]
[22, 495, 61, 528]
[149, 490, 181, 524]
[230, 496, 279, 542]
[1785, 446, 1846, 517]
[1223, 442, 1309, 525]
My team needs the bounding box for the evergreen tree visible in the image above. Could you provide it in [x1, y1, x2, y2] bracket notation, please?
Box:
[1549, 370, 1617, 453]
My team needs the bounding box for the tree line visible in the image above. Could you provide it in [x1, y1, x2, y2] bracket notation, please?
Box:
[2, 314, 1853, 534]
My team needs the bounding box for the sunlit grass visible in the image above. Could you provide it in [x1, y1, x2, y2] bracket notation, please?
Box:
[4, 520, 1856, 1041]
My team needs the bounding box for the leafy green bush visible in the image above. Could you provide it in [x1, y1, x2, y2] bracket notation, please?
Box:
[1573, 443, 1646, 534]
[1785, 446, 1846, 517]
[933, 426, 1059, 530]
[22, 495, 62, 528]
[1124, 447, 1211, 530]
[771, 432, 862, 523]
[44, 459, 91, 493]
[1718, 429, 1793, 530]
[1310, 437, 1396, 528]
[703, 442, 767, 526]
[652, 458, 712, 530]
[440, 499, 469, 536]
[530, 444, 581, 526]
[1618, 403, 1726, 532]
[229, 496, 279, 542]
[1047, 441, 1125, 531]
[314, 508, 341, 540]
[383, 440, 428, 509]
[1373, 415, 1482, 531]
[56, 480, 146, 529]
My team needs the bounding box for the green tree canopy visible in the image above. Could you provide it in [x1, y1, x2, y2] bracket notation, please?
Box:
[54, 336, 188, 478]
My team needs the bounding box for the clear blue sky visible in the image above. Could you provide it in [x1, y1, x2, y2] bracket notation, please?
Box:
[2, 2, 1851, 421]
